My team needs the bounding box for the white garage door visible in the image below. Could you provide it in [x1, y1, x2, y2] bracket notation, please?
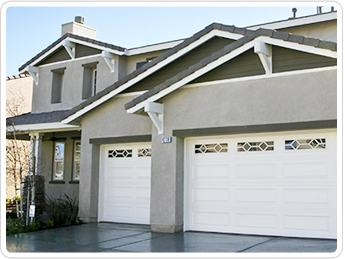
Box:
[99, 143, 151, 224]
[185, 129, 337, 239]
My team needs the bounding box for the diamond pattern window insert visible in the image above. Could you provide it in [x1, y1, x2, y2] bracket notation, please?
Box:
[195, 143, 228, 154]
[138, 148, 152, 157]
[237, 141, 274, 152]
[108, 149, 132, 158]
[285, 138, 326, 150]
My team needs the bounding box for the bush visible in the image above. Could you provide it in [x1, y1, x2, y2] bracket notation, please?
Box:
[44, 194, 79, 227]
[6, 217, 24, 235]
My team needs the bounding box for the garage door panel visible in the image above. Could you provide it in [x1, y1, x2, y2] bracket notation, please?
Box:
[186, 130, 336, 238]
[235, 188, 277, 204]
[192, 164, 229, 179]
[234, 163, 277, 180]
[99, 143, 151, 224]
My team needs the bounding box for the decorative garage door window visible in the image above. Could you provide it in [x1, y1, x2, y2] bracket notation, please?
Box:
[285, 138, 326, 150]
[108, 149, 132, 158]
[237, 141, 274, 152]
[138, 148, 152, 157]
[195, 143, 228, 154]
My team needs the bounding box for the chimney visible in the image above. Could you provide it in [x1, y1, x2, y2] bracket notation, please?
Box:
[61, 16, 96, 39]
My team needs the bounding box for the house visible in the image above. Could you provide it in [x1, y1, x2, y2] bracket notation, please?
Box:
[6, 74, 33, 200]
[6, 10, 337, 239]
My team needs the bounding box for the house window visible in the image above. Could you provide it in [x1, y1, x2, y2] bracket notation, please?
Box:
[73, 140, 81, 180]
[195, 143, 228, 154]
[285, 138, 326, 150]
[51, 68, 66, 103]
[53, 142, 65, 180]
[136, 57, 156, 69]
[108, 149, 132, 158]
[82, 62, 98, 99]
[237, 141, 274, 152]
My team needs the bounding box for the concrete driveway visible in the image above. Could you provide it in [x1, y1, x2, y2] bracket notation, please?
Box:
[5, 223, 337, 253]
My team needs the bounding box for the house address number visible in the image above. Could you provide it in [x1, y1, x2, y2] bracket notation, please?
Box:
[161, 137, 172, 144]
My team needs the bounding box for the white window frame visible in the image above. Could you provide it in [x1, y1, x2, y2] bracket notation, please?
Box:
[53, 142, 65, 180]
[92, 68, 97, 96]
[73, 140, 81, 180]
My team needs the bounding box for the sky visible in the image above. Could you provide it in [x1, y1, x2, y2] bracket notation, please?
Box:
[2, 2, 339, 77]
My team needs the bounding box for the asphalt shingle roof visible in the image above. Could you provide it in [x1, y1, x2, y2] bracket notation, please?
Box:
[6, 110, 71, 126]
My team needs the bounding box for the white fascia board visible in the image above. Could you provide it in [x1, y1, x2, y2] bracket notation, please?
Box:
[248, 12, 337, 30]
[126, 40, 184, 55]
[19, 37, 125, 74]
[259, 36, 337, 58]
[127, 41, 255, 114]
[62, 29, 245, 123]
[6, 122, 80, 133]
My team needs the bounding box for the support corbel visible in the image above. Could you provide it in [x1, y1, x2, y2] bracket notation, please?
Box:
[254, 41, 272, 74]
[102, 51, 116, 73]
[145, 102, 164, 134]
[62, 40, 76, 59]
[26, 66, 39, 85]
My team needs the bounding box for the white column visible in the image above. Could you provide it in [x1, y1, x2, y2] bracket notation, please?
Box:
[34, 133, 43, 175]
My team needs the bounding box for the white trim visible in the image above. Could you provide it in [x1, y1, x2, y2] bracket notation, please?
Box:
[260, 36, 337, 58]
[114, 90, 148, 98]
[61, 30, 244, 123]
[145, 102, 164, 134]
[25, 66, 39, 85]
[126, 40, 184, 55]
[102, 51, 116, 72]
[19, 37, 125, 73]
[127, 36, 337, 113]
[37, 54, 102, 69]
[183, 66, 337, 89]
[248, 12, 337, 30]
[62, 40, 76, 59]
[254, 41, 272, 74]
[6, 123, 80, 132]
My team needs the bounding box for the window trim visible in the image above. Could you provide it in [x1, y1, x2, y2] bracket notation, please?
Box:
[72, 140, 81, 181]
[53, 141, 65, 181]
[51, 68, 66, 104]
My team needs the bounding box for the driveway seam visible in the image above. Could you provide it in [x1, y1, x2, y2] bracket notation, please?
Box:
[237, 237, 277, 252]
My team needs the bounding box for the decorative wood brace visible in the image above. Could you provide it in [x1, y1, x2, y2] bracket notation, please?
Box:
[27, 66, 39, 85]
[144, 102, 164, 134]
[102, 51, 116, 73]
[254, 41, 272, 74]
[62, 40, 76, 59]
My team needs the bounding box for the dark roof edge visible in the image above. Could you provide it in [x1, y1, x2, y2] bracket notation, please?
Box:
[6, 110, 72, 126]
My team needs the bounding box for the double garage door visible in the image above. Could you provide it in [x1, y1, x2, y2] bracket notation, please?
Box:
[98, 129, 336, 239]
[185, 129, 337, 239]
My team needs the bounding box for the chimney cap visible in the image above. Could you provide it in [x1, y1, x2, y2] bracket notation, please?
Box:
[75, 16, 84, 24]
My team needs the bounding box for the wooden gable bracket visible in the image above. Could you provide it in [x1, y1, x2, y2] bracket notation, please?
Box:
[254, 41, 272, 74]
[102, 51, 116, 73]
[62, 40, 76, 59]
[144, 102, 164, 134]
[26, 66, 39, 85]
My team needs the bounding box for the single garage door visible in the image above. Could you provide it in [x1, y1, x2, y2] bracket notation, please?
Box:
[185, 129, 337, 239]
[99, 143, 151, 224]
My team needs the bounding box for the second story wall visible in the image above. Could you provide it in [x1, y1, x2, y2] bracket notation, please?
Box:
[32, 54, 121, 113]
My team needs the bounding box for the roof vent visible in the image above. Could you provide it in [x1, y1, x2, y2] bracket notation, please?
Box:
[292, 8, 297, 18]
[75, 16, 84, 24]
[317, 6, 323, 14]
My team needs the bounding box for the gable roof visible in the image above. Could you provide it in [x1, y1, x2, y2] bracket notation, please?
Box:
[61, 22, 336, 123]
[18, 33, 126, 73]
[61, 23, 247, 123]
[124, 27, 337, 113]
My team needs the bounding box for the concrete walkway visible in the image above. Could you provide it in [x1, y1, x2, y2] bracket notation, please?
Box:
[6, 223, 337, 253]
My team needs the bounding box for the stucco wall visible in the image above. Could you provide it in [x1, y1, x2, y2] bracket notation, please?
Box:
[78, 95, 152, 222]
[32, 55, 120, 113]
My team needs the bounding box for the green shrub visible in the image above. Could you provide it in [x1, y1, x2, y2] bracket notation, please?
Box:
[6, 218, 24, 235]
[46, 220, 54, 228]
[44, 194, 79, 227]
